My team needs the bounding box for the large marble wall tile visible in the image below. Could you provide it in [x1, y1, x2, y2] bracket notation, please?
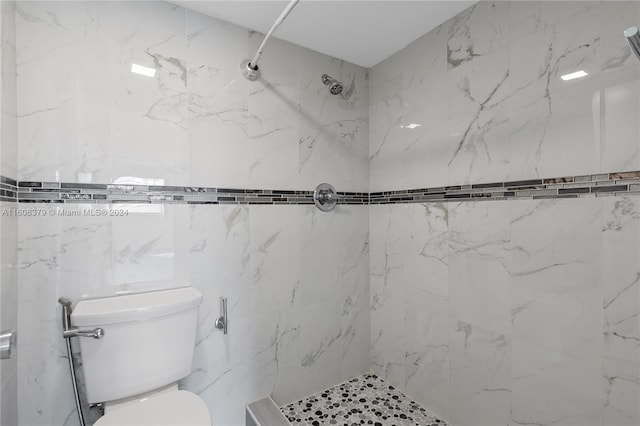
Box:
[448, 201, 511, 425]
[298, 87, 368, 192]
[369, 49, 405, 106]
[402, 203, 449, 420]
[369, 95, 407, 192]
[110, 205, 186, 289]
[186, 204, 250, 321]
[297, 49, 369, 192]
[298, 206, 345, 307]
[247, 205, 300, 317]
[599, 2, 640, 75]
[369, 205, 405, 385]
[1, 0, 16, 179]
[601, 74, 640, 173]
[186, 11, 249, 188]
[510, 199, 603, 426]
[402, 23, 448, 92]
[16, 1, 110, 183]
[370, 203, 451, 419]
[272, 300, 343, 406]
[449, 201, 511, 337]
[447, 2, 509, 70]
[449, 320, 511, 426]
[446, 48, 510, 185]
[601, 196, 640, 425]
[108, 1, 188, 186]
[337, 206, 370, 379]
[401, 75, 452, 188]
[246, 35, 299, 190]
[247, 83, 300, 190]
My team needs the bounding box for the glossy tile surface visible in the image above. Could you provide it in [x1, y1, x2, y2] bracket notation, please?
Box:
[0, 1, 18, 425]
[16, 1, 369, 191]
[370, 197, 640, 426]
[14, 2, 369, 425]
[370, 1, 640, 192]
[369, 3, 640, 425]
[17, 203, 369, 426]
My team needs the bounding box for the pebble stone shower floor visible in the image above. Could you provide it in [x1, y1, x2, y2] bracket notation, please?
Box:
[281, 373, 447, 426]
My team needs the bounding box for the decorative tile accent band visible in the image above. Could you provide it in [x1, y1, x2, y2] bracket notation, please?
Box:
[4, 170, 640, 206]
[370, 171, 640, 204]
[0, 176, 17, 203]
[11, 179, 369, 205]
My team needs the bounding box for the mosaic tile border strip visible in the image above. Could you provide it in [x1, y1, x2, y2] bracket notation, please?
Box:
[370, 171, 640, 204]
[13, 180, 368, 205]
[0, 176, 17, 203]
[4, 170, 640, 206]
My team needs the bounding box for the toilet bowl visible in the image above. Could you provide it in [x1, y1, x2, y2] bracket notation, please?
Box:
[71, 286, 211, 426]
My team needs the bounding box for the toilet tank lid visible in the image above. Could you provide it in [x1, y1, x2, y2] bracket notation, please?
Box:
[71, 286, 203, 327]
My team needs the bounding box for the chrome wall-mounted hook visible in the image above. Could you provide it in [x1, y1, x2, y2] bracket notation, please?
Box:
[314, 183, 338, 212]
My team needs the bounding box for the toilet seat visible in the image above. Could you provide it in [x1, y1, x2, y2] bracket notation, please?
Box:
[94, 390, 211, 426]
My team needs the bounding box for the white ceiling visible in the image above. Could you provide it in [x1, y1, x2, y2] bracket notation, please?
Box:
[173, 1, 476, 68]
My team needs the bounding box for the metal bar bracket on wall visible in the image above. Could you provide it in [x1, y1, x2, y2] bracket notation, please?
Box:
[215, 297, 228, 334]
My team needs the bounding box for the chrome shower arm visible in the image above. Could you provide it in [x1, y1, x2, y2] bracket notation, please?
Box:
[249, 0, 301, 69]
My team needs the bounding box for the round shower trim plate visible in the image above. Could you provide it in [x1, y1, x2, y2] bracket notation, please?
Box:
[314, 183, 338, 212]
[240, 59, 260, 81]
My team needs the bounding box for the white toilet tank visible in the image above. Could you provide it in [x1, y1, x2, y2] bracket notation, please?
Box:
[71, 286, 203, 404]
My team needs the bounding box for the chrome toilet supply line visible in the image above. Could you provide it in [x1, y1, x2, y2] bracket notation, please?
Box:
[214, 297, 228, 334]
[314, 183, 339, 212]
[59, 297, 104, 426]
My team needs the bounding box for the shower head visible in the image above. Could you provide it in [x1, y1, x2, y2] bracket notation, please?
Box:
[322, 74, 344, 96]
[625, 26, 640, 61]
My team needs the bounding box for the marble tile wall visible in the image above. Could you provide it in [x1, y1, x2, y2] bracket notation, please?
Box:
[369, 2, 640, 426]
[370, 1, 640, 192]
[370, 198, 640, 426]
[12, 1, 640, 426]
[14, 2, 369, 426]
[0, 1, 17, 425]
[16, 1, 369, 192]
[17, 203, 369, 426]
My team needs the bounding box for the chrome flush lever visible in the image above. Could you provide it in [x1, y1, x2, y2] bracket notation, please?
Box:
[62, 328, 104, 339]
[215, 297, 228, 334]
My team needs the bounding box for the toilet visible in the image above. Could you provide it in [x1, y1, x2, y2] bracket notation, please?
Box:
[71, 286, 211, 426]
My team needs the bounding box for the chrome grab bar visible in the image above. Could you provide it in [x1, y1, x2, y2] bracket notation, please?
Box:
[62, 327, 104, 339]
